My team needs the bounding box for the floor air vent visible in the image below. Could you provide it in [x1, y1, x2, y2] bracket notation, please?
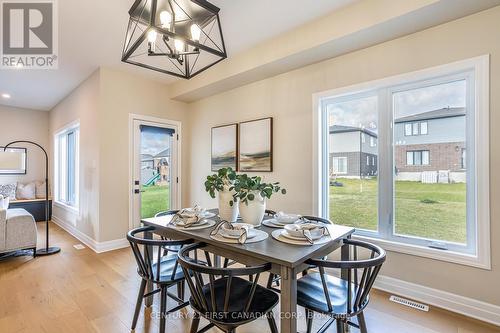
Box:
[389, 295, 429, 312]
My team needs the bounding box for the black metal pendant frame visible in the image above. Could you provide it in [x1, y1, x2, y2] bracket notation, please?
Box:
[122, 0, 227, 79]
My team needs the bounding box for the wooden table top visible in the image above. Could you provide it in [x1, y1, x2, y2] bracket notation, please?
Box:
[142, 213, 355, 268]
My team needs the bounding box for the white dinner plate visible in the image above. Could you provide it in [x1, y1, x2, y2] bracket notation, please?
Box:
[169, 219, 216, 230]
[220, 229, 257, 239]
[175, 219, 208, 227]
[262, 219, 286, 228]
[281, 230, 323, 241]
[271, 229, 331, 246]
[210, 229, 268, 244]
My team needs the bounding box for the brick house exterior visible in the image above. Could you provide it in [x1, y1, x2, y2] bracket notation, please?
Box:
[394, 107, 466, 182]
[395, 142, 465, 173]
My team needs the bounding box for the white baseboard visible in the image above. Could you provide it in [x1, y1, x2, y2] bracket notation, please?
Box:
[52, 216, 129, 253]
[374, 275, 500, 327]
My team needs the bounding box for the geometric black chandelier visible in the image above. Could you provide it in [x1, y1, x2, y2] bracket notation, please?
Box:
[121, 0, 227, 79]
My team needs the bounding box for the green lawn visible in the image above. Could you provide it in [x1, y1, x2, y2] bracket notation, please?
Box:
[141, 185, 170, 219]
[330, 178, 466, 243]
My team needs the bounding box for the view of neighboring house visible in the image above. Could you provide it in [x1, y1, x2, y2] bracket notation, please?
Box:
[394, 107, 466, 183]
[329, 107, 466, 183]
[141, 148, 170, 185]
[329, 125, 378, 177]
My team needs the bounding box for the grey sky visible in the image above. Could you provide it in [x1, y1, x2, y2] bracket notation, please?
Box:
[141, 126, 171, 156]
[328, 79, 466, 133]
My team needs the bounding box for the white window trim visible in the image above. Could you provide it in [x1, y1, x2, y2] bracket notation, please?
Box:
[333, 156, 348, 174]
[53, 120, 80, 214]
[312, 55, 490, 269]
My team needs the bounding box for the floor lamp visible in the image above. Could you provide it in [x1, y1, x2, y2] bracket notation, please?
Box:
[1, 141, 61, 256]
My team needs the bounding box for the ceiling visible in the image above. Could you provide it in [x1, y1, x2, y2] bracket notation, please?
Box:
[0, 0, 359, 111]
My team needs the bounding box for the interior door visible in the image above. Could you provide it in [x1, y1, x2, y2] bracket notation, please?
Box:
[132, 119, 179, 228]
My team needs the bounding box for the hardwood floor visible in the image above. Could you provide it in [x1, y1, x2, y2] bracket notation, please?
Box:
[0, 223, 499, 333]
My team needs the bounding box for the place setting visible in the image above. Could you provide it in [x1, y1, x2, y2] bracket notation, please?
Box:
[167, 206, 217, 230]
[262, 211, 302, 228]
[210, 220, 269, 244]
[266, 212, 332, 246]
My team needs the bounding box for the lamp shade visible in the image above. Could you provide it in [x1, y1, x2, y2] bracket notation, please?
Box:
[0, 151, 25, 171]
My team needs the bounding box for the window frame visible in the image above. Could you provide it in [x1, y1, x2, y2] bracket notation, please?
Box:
[420, 121, 428, 135]
[333, 156, 348, 174]
[406, 150, 430, 166]
[312, 55, 490, 269]
[54, 121, 80, 212]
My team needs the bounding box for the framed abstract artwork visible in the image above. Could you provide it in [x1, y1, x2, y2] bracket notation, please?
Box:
[239, 117, 273, 172]
[0, 147, 27, 175]
[211, 124, 238, 171]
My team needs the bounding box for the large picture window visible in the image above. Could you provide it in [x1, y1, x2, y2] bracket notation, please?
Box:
[315, 56, 490, 268]
[55, 123, 80, 209]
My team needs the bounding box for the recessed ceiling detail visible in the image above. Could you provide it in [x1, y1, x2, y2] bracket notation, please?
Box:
[121, 0, 227, 79]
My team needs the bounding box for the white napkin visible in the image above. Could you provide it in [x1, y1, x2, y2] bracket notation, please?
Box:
[171, 205, 206, 228]
[288, 223, 328, 244]
[211, 221, 249, 244]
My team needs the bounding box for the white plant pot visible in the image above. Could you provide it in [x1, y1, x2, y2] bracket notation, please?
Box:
[218, 190, 239, 222]
[239, 192, 266, 226]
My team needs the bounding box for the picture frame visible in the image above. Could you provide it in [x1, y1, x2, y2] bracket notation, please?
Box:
[239, 117, 273, 172]
[0, 147, 27, 175]
[211, 124, 238, 171]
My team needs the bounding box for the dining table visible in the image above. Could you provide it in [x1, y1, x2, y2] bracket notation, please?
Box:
[141, 210, 355, 333]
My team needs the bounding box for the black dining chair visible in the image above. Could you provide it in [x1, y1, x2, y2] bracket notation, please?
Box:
[266, 215, 334, 291]
[127, 226, 194, 333]
[297, 239, 386, 333]
[154, 210, 184, 253]
[177, 242, 280, 333]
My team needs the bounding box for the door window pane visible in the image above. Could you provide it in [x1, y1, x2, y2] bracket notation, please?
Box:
[328, 95, 378, 231]
[140, 125, 173, 218]
[393, 80, 467, 243]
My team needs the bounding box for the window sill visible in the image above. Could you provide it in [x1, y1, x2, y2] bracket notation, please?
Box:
[353, 234, 491, 270]
[54, 201, 79, 215]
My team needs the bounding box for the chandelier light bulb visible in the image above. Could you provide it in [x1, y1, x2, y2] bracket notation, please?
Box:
[190, 24, 201, 42]
[147, 30, 158, 43]
[160, 11, 172, 28]
[174, 39, 185, 52]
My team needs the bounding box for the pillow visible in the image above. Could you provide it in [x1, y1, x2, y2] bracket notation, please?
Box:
[16, 182, 36, 200]
[0, 183, 17, 200]
[0, 195, 9, 209]
[35, 181, 48, 199]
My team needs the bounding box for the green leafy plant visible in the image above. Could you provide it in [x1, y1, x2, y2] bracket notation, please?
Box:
[204, 167, 237, 198]
[230, 174, 286, 206]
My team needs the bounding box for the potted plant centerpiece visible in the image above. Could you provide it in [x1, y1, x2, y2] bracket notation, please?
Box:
[205, 167, 239, 222]
[230, 174, 286, 226]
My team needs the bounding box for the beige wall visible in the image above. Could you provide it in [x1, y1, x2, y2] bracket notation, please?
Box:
[0, 106, 49, 186]
[48, 68, 190, 243]
[49, 70, 101, 241]
[186, 7, 500, 305]
[98, 68, 189, 242]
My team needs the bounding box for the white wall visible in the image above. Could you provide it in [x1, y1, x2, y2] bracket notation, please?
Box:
[186, 7, 500, 306]
[0, 106, 49, 187]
